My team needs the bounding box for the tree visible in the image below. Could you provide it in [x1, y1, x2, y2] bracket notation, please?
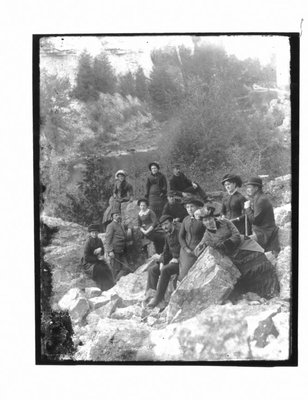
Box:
[72, 51, 97, 102]
[118, 71, 136, 97]
[93, 52, 117, 94]
[135, 67, 149, 101]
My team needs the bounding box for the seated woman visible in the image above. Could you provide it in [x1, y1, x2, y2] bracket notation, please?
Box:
[137, 198, 165, 255]
[194, 204, 280, 302]
[82, 224, 114, 291]
[221, 173, 251, 235]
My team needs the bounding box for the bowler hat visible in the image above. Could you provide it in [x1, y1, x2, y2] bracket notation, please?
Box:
[183, 197, 204, 207]
[88, 224, 100, 232]
[202, 202, 221, 217]
[137, 198, 149, 206]
[115, 169, 127, 178]
[221, 173, 242, 188]
[148, 161, 160, 171]
[159, 214, 173, 224]
[245, 177, 263, 187]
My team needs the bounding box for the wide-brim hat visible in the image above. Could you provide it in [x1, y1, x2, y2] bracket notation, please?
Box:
[148, 161, 160, 171]
[137, 198, 149, 206]
[88, 224, 100, 232]
[159, 214, 173, 224]
[221, 173, 242, 188]
[245, 176, 263, 187]
[183, 197, 204, 207]
[115, 169, 127, 178]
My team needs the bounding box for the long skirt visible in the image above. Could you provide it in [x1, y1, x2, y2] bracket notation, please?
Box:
[178, 247, 197, 281]
[83, 260, 115, 292]
[228, 250, 280, 301]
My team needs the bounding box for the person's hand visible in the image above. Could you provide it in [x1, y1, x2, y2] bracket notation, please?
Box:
[220, 215, 226, 220]
[185, 247, 192, 254]
[140, 228, 146, 235]
[173, 218, 180, 222]
[108, 251, 115, 259]
[94, 248, 102, 255]
[244, 200, 251, 209]
[97, 255, 105, 261]
[192, 182, 198, 189]
[170, 258, 178, 264]
[159, 262, 164, 271]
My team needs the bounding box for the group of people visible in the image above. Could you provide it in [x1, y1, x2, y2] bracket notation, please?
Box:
[82, 162, 281, 310]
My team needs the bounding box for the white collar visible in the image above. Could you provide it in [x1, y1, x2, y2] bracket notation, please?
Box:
[228, 189, 238, 196]
[139, 209, 150, 216]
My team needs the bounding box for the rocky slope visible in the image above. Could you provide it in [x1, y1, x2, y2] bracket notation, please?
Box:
[40, 175, 292, 362]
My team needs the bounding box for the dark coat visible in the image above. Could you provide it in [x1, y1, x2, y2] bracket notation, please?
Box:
[105, 220, 128, 254]
[145, 172, 168, 200]
[160, 223, 181, 265]
[221, 191, 249, 235]
[113, 180, 133, 202]
[82, 236, 106, 277]
[179, 216, 205, 251]
[162, 202, 188, 222]
[245, 191, 277, 249]
[169, 172, 194, 195]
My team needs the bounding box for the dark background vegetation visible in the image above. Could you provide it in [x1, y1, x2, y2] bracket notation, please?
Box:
[40, 39, 290, 226]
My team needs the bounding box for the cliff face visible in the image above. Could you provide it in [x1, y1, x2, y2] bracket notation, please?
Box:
[40, 175, 292, 362]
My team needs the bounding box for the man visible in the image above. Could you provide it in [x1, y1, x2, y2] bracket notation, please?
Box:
[244, 176, 280, 255]
[146, 215, 181, 309]
[161, 190, 188, 222]
[105, 210, 132, 282]
[169, 164, 208, 201]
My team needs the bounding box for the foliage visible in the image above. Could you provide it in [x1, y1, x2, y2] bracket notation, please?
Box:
[93, 52, 117, 95]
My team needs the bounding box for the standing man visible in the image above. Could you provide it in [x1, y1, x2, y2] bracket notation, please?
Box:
[146, 215, 181, 309]
[169, 164, 207, 201]
[244, 177, 280, 255]
[105, 210, 131, 282]
[162, 190, 188, 222]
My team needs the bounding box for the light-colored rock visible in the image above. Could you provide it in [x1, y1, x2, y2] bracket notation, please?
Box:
[274, 203, 291, 227]
[167, 247, 241, 322]
[88, 294, 112, 310]
[278, 225, 291, 248]
[87, 297, 121, 321]
[111, 305, 143, 320]
[85, 287, 102, 299]
[264, 174, 291, 207]
[58, 288, 90, 323]
[276, 246, 291, 299]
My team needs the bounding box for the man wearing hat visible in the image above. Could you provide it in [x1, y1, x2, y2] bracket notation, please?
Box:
[105, 210, 131, 282]
[221, 173, 251, 235]
[162, 190, 188, 222]
[146, 215, 182, 309]
[244, 177, 280, 254]
[178, 198, 205, 280]
[82, 224, 114, 291]
[169, 164, 208, 201]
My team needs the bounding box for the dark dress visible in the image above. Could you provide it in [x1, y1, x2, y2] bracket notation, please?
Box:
[198, 219, 280, 301]
[145, 172, 168, 219]
[138, 209, 165, 254]
[169, 172, 207, 200]
[221, 190, 251, 235]
[82, 236, 114, 291]
[162, 201, 188, 222]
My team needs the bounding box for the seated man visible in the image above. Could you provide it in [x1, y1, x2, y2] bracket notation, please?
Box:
[169, 164, 208, 201]
[244, 177, 280, 255]
[145, 215, 181, 309]
[162, 190, 188, 222]
[105, 210, 132, 282]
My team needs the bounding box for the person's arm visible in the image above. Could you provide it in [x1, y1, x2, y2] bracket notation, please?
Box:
[104, 223, 114, 254]
[221, 220, 241, 253]
[160, 174, 168, 197]
[245, 196, 269, 225]
[221, 198, 227, 216]
[236, 195, 246, 222]
[145, 177, 150, 198]
[84, 239, 97, 264]
[178, 218, 191, 253]
[144, 210, 157, 234]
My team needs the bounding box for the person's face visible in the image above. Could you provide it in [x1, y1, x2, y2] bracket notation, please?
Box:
[139, 201, 148, 212]
[186, 203, 197, 216]
[246, 184, 259, 197]
[90, 230, 98, 238]
[173, 167, 180, 176]
[162, 219, 173, 233]
[113, 213, 121, 222]
[151, 165, 158, 174]
[168, 195, 176, 204]
[202, 217, 217, 231]
[224, 180, 236, 194]
[118, 174, 125, 182]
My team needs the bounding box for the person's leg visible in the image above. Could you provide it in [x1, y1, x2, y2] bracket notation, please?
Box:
[146, 262, 160, 290]
[149, 262, 179, 307]
[92, 261, 115, 291]
[115, 253, 131, 280]
[147, 231, 165, 254]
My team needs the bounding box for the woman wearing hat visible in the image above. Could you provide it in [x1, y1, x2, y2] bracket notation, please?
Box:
[194, 204, 280, 301]
[82, 224, 114, 291]
[221, 173, 251, 235]
[145, 162, 168, 219]
[113, 170, 133, 209]
[178, 198, 205, 280]
[137, 198, 165, 255]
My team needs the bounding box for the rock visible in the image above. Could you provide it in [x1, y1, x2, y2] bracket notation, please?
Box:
[121, 200, 139, 227]
[274, 203, 291, 227]
[138, 302, 288, 361]
[111, 304, 143, 320]
[88, 293, 112, 310]
[278, 225, 291, 248]
[276, 246, 291, 299]
[167, 247, 241, 322]
[87, 297, 121, 321]
[85, 287, 102, 299]
[264, 174, 291, 207]
[58, 288, 89, 323]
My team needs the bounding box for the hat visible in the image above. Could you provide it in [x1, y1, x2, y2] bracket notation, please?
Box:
[245, 177, 263, 187]
[159, 214, 173, 224]
[183, 197, 204, 207]
[148, 161, 160, 171]
[199, 202, 221, 218]
[88, 224, 100, 232]
[137, 198, 149, 206]
[167, 190, 178, 197]
[221, 174, 242, 188]
[115, 169, 127, 178]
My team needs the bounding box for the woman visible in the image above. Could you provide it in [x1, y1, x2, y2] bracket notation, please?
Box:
[145, 161, 168, 219]
[221, 173, 251, 235]
[82, 224, 114, 291]
[137, 198, 165, 255]
[178, 198, 205, 281]
[194, 204, 280, 302]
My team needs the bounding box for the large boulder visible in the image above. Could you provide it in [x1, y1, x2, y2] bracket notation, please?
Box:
[138, 302, 289, 361]
[276, 246, 291, 300]
[58, 288, 89, 323]
[274, 203, 291, 227]
[278, 223, 291, 248]
[264, 174, 291, 207]
[167, 247, 241, 322]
